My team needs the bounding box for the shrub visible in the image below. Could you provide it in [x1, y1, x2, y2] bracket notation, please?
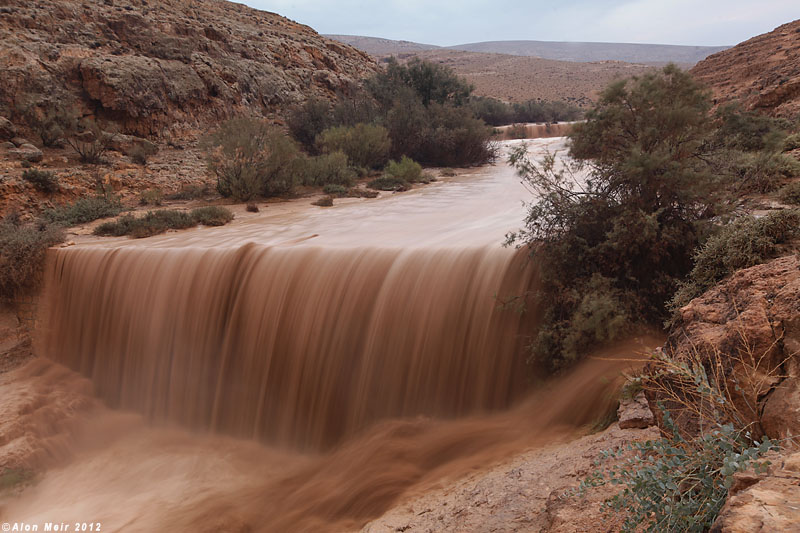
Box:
[315, 123, 391, 170]
[65, 118, 116, 164]
[508, 123, 528, 139]
[368, 176, 408, 192]
[191, 206, 234, 226]
[322, 184, 349, 197]
[41, 196, 122, 226]
[22, 169, 58, 193]
[165, 185, 208, 201]
[508, 65, 729, 371]
[139, 189, 163, 206]
[287, 97, 332, 153]
[300, 151, 356, 187]
[205, 118, 302, 201]
[384, 156, 423, 183]
[574, 349, 776, 532]
[18, 100, 76, 148]
[784, 133, 800, 152]
[670, 210, 800, 311]
[0, 220, 64, 298]
[779, 181, 800, 205]
[246, 203, 259, 213]
[94, 207, 234, 238]
[312, 195, 333, 207]
[733, 151, 800, 193]
[129, 142, 157, 165]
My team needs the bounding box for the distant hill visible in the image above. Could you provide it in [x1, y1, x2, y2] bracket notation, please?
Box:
[691, 19, 800, 118]
[325, 35, 439, 56]
[393, 49, 654, 106]
[326, 35, 728, 66]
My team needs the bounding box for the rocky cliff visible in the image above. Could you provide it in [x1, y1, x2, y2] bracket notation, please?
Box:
[0, 0, 376, 136]
[691, 19, 800, 117]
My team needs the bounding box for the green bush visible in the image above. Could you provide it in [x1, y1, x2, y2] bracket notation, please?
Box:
[0, 220, 64, 298]
[384, 156, 423, 183]
[576, 353, 775, 532]
[322, 184, 349, 197]
[41, 196, 122, 226]
[734, 151, 800, 193]
[300, 151, 356, 187]
[139, 189, 163, 206]
[315, 123, 391, 170]
[204, 118, 302, 201]
[784, 133, 800, 152]
[22, 169, 58, 193]
[287, 97, 332, 153]
[779, 181, 800, 205]
[470, 97, 583, 126]
[191, 206, 234, 226]
[165, 185, 208, 201]
[368, 176, 409, 192]
[94, 207, 234, 238]
[670, 210, 800, 310]
[129, 142, 157, 165]
[508, 65, 728, 371]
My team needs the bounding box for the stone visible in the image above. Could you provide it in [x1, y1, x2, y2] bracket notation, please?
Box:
[15, 144, 43, 163]
[761, 377, 800, 443]
[646, 255, 800, 439]
[711, 452, 800, 533]
[10, 137, 31, 148]
[617, 392, 655, 429]
[0, 116, 16, 140]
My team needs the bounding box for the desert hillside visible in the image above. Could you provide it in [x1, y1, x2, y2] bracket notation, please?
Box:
[396, 49, 653, 105]
[691, 19, 800, 117]
[0, 0, 376, 136]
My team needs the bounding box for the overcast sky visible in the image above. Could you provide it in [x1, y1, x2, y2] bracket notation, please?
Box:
[247, 0, 799, 47]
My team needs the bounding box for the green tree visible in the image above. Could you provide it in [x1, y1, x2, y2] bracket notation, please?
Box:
[508, 65, 730, 370]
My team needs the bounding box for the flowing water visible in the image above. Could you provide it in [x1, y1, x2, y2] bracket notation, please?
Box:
[0, 139, 657, 532]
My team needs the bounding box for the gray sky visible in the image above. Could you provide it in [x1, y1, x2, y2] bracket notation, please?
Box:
[247, 0, 799, 47]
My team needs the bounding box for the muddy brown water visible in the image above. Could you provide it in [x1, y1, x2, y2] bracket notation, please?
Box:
[1, 139, 660, 531]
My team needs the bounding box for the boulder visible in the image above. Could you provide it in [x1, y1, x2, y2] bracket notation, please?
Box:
[108, 133, 158, 157]
[617, 391, 655, 429]
[10, 137, 31, 148]
[711, 452, 800, 532]
[646, 255, 800, 439]
[0, 116, 16, 140]
[761, 377, 800, 443]
[15, 144, 43, 163]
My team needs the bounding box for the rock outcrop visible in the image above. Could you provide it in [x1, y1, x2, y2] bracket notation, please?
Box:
[710, 452, 800, 532]
[648, 255, 800, 439]
[691, 19, 800, 117]
[0, 0, 376, 136]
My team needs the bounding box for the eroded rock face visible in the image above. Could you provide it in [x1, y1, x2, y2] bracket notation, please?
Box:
[617, 391, 655, 429]
[0, 0, 376, 136]
[691, 19, 800, 117]
[710, 452, 800, 533]
[647, 255, 800, 439]
[0, 116, 16, 140]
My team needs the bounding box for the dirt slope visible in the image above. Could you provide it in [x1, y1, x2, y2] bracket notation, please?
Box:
[691, 19, 800, 117]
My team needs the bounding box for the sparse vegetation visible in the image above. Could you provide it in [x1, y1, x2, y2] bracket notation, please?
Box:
[300, 151, 357, 187]
[0, 219, 64, 298]
[204, 118, 302, 201]
[383, 156, 423, 184]
[41, 196, 123, 227]
[669, 210, 800, 311]
[139, 189, 163, 206]
[65, 118, 116, 164]
[94, 207, 234, 238]
[322, 184, 349, 197]
[470, 96, 583, 126]
[576, 345, 778, 532]
[22, 169, 58, 193]
[246, 203, 259, 213]
[315, 123, 391, 170]
[165, 185, 208, 201]
[779, 181, 800, 204]
[368, 175, 409, 192]
[129, 142, 157, 165]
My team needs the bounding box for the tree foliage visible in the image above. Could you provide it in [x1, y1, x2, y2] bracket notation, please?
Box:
[508, 65, 732, 370]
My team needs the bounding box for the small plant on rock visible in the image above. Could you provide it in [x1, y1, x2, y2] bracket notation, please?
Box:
[22, 169, 59, 193]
